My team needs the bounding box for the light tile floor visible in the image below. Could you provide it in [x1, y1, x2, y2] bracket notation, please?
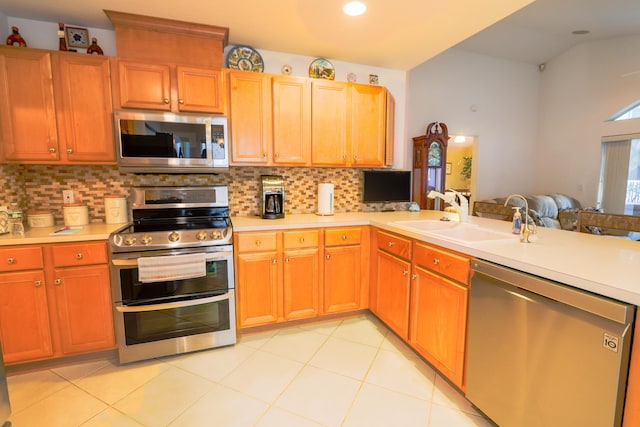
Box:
[6, 313, 493, 427]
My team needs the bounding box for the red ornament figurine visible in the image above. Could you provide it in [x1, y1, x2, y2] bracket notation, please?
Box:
[86, 37, 103, 55]
[6, 26, 27, 47]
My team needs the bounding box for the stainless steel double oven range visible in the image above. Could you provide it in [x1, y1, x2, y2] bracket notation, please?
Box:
[109, 186, 235, 363]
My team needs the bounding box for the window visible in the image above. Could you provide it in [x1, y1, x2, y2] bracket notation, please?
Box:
[611, 102, 640, 121]
[599, 138, 640, 215]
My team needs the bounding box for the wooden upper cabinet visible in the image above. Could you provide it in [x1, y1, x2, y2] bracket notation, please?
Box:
[349, 83, 386, 167]
[0, 47, 58, 162]
[272, 76, 311, 165]
[228, 69, 272, 165]
[311, 80, 348, 166]
[176, 66, 224, 113]
[52, 53, 115, 163]
[117, 60, 171, 110]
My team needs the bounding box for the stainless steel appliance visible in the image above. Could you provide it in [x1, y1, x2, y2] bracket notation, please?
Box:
[467, 259, 635, 427]
[260, 175, 285, 219]
[109, 186, 235, 363]
[114, 110, 229, 173]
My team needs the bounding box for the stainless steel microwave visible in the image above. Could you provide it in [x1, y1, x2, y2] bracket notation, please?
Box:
[114, 110, 229, 173]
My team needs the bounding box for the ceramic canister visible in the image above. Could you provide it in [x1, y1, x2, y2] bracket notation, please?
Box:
[27, 210, 55, 228]
[63, 203, 89, 226]
[104, 195, 128, 224]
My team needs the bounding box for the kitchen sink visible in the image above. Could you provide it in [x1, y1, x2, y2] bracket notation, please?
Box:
[391, 218, 460, 231]
[392, 220, 516, 244]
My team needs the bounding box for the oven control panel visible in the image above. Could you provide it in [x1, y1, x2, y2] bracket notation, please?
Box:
[110, 227, 232, 252]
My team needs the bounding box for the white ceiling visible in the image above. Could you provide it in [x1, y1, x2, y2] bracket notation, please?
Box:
[0, 0, 532, 70]
[1, 0, 639, 70]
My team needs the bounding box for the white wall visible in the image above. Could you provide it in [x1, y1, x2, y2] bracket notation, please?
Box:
[407, 49, 541, 201]
[0, 11, 7, 38]
[535, 34, 640, 207]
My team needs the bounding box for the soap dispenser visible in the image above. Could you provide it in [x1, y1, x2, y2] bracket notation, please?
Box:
[512, 207, 522, 234]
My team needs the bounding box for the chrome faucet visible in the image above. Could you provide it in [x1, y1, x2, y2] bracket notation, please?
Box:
[427, 189, 469, 223]
[504, 194, 537, 243]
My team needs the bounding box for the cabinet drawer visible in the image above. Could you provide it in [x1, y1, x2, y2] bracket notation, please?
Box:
[325, 227, 361, 246]
[376, 230, 412, 260]
[52, 241, 108, 267]
[0, 246, 44, 272]
[283, 229, 319, 249]
[236, 232, 278, 252]
[413, 242, 470, 285]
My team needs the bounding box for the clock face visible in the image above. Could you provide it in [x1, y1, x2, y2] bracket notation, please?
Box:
[66, 27, 89, 48]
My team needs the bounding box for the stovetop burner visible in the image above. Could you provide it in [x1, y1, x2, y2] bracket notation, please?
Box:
[110, 186, 233, 253]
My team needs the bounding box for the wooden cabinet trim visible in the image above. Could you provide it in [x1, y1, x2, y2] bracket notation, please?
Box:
[375, 229, 412, 260]
[0, 246, 44, 272]
[325, 227, 362, 247]
[51, 241, 108, 267]
[413, 242, 471, 285]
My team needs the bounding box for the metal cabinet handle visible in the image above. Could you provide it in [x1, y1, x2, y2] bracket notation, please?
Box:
[263, 152, 267, 158]
[326, 254, 331, 260]
[285, 258, 290, 263]
[66, 148, 73, 154]
[342, 235, 347, 240]
[403, 269, 409, 276]
[411, 274, 417, 280]
[35, 280, 42, 287]
[49, 147, 56, 153]
[353, 154, 358, 161]
[178, 99, 184, 104]
[272, 259, 277, 264]
[275, 152, 279, 159]
[387, 241, 394, 247]
[255, 240, 262, 246]
[76, 253, 83, 260]
[299, 237, 305, 243]
[433, 258, 440, 265]
[163, 98, 169, 104]
[7, 258, 14, 265]
[54, 279, 62, 285]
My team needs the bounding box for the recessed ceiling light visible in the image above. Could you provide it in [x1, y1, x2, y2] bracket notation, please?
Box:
[572, 30, 590, 35]
[343, 1, 367, 16]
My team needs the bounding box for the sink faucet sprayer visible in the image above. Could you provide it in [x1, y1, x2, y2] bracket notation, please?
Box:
[427, 190, 469, 223]
[504, 194, 537, 243]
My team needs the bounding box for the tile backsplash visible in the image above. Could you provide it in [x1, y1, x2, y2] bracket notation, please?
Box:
[1, 165, 409, 224]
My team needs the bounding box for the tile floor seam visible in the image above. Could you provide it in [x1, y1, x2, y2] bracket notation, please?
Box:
[6, 371, 74, 417]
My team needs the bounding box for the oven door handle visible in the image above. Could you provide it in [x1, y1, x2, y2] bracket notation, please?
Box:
[111, 250, 233, 267]
[114, 292, 233, 313]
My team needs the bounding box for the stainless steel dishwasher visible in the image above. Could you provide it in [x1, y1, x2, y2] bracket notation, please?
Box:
[467, 259, 635, 427]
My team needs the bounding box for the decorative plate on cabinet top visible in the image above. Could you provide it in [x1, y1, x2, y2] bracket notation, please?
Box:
[226, 45, 264, 72]
[309, 58, 335, 80]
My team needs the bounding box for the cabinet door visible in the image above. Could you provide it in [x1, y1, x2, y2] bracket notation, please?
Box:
[118, 61, 171, 110]
[0, 48, 59, 162]
[0, 270, 53, 363]
[53, 265, 115, 354]
[349, 84, 386, 167]
[52, 53, 115, 163]
[410, 266, 467, 388]
[311, 80, 348, 166]
[236, 251, 280, 327]
[283, 247, 320, 320]
[375, 250, 411, 340]
[323, 245, 361, 313]
[177, 66, 225, 113]
[228, 70, 272, 164]
[272, 76, 310, 165]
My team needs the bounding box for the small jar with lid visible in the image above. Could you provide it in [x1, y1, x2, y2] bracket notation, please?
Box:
[27, 210, 55, 228]
[63, 203, 89, 226]
[104, 195, 128, 224]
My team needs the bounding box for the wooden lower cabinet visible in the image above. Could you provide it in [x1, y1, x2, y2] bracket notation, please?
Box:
[283, 247, 320, 320]
[0, 270, 53, 363]
[324, 245, 361, 313]
[375, 250, 411, 340]
[0, 241, 115, 365]
[409, 266, 468, 388]
[236, 250, 280, 327]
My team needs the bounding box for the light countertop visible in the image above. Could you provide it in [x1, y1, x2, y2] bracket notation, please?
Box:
[0, 223, 126, 246]
[232, 211, 640, 306]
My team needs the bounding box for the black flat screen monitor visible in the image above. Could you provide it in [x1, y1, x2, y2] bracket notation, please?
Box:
[363, 170, 411, 203]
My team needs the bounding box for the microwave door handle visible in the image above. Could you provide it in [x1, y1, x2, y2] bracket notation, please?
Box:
[111, 250, 234, 267]
[115, 292, 233, 313]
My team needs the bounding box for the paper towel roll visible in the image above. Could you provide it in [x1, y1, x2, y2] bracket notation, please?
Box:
[317, 183, 334, 216]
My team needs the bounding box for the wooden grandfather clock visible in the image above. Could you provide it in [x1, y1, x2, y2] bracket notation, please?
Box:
[412, 122, 449, 210]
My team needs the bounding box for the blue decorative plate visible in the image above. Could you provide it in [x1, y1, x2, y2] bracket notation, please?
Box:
[226, 45, 264, 72]
[309, 58, 335, 80]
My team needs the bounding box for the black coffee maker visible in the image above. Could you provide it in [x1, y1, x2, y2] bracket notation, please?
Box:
[260, 175, 285, 219]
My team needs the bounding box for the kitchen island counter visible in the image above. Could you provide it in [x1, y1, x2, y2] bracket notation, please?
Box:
[232, 211, 640, 306]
